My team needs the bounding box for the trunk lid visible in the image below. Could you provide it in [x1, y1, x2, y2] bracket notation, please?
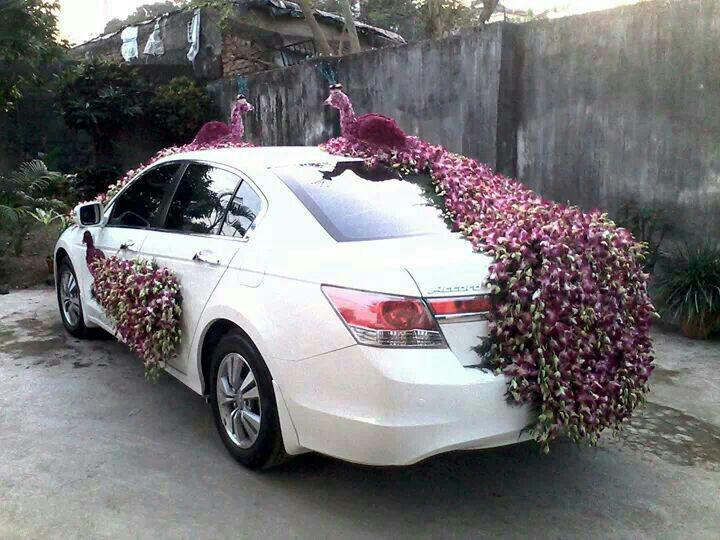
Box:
[337, 234, 494, 367]
[397, 236, 493, 368]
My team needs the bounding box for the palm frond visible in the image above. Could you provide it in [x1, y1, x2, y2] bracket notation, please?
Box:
[0, 203, 21, 224]
[8, 159, 61, 194]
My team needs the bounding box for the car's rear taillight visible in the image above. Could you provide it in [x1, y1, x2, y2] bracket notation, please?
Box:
[322, 286, 446, 348]
[427, 295, 492, 320]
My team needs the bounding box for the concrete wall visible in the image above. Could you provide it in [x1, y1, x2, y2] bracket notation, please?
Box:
[515, 0, 720, 242]
[223, 23, 510, 169]
[213, 0, 718, 243]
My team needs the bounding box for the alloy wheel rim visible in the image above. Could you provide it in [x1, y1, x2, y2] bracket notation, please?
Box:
[60, 269, 81, 327]
[216, 352, 262, 449]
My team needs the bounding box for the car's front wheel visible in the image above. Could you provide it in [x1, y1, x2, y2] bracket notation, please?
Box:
[56, 258, 89, 338]
[210, 331, 287, 470]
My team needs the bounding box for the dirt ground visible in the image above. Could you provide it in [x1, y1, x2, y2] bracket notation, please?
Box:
[0, 225, 60, 291]
[0, 287, 718, 540]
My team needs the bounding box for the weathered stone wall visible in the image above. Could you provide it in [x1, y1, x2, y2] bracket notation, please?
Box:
[71, 8, 224, 80]
[68, 4, 402, 81]
[216, 23, 509, 169]
[221, 35, 272, 77]
[514, 0, 720, 243]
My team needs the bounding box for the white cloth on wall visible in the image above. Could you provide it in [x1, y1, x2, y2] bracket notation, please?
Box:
[120, 26, 139, 61]
[186, 8, 201, 63]
[144, 19, 165, 56]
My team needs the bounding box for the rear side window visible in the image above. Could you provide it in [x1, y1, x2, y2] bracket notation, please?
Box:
[108, 164, 180, 228]
[274, 162, 452, 242]
[219, 181, 263, 238]
[164, 164, 241, 234]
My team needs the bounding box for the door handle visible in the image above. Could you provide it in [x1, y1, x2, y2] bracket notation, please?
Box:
[119, 241, 137, 253]
[193, 250, 221, 266]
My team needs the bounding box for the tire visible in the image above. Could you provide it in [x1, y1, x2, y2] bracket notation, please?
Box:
[210, 331, 288, 470]
[56, 258, 89, 339]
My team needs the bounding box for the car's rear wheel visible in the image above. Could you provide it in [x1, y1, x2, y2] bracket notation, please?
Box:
[57, 258, 88, 338]
[210, 331, 287, 470]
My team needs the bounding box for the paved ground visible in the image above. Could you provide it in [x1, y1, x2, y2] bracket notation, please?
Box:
[1, 287, 718, 540]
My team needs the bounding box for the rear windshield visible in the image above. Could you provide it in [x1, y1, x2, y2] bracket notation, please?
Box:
[274, 161, 453, 242]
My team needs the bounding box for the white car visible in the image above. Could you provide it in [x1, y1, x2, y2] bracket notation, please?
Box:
[55, 147, 533, 469]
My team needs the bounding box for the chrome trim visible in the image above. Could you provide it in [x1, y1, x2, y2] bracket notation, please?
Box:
[434, 312, 490, 323]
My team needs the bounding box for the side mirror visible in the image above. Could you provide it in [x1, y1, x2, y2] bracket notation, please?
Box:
[74, 201, 104, 227]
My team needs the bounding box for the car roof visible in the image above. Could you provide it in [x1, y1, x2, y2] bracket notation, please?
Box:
[152, 146, 360, 172]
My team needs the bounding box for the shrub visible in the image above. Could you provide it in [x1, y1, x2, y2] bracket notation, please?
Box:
[0, 160, 68, 257]
[70, 164, 123, 202]
[57, 61, 150, 160]
[616, 201, 671, 273]
[148, 77, 214, 144]
[657, 243, 720, 339]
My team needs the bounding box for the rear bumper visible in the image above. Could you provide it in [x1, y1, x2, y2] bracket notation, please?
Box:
[274, 345, 534, 466]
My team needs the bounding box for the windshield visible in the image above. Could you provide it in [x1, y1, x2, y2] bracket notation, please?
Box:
[274, 161, 453, 242]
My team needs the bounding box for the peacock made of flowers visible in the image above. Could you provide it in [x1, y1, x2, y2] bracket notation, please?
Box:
[91, 86, 655, 448]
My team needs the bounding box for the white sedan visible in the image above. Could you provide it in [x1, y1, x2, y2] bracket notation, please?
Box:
[55, 147, 532, 469]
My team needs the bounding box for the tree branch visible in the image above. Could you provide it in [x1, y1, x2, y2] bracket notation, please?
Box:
[296, 0, 333, 56]
[478, 0, 500, 25]
[337, 0, 361, 53]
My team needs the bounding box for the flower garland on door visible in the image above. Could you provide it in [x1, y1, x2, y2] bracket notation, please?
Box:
[321, 85, 656, 449]
[85, 230, 182, 381]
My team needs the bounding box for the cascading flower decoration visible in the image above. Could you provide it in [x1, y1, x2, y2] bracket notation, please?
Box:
[83, 232, 181, 381]
[91, 257, 182, 381]
[322, 86, 656, 449]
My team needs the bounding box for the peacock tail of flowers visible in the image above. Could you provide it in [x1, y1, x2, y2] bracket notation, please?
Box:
[88, 254, 182, 381]
[321, 127, 656, 450]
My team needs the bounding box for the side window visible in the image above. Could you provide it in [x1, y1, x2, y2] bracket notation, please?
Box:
[164, 164, 241, 234]
[108, 164, 180, 228]
[220, 181, 262, 238]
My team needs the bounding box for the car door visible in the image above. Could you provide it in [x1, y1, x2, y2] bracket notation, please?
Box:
[80, 163, 183, 326]
[139, 161, 265, 375]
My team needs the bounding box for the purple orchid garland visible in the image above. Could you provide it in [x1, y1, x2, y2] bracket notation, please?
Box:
[322, 128, 656, 449]
[89, 255, 182, 381]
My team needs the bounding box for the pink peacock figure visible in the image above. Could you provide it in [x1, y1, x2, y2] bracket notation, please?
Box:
[324, 83, 408, 150]
[191, 94, 254, 147]
[82, 231, 105, 277]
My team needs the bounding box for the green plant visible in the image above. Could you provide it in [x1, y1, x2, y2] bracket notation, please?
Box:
[56, 61, 150, 162]
[104, 2, 178, 34]
[0, 0, 67, 112]
[617, 201, 671, 272]
[70, 164, 123, 202]
[27, 208, 69, 269]
[0, 159, 68, 257]
[657, 243, 720, 339]
[149, 77, 214, 143]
